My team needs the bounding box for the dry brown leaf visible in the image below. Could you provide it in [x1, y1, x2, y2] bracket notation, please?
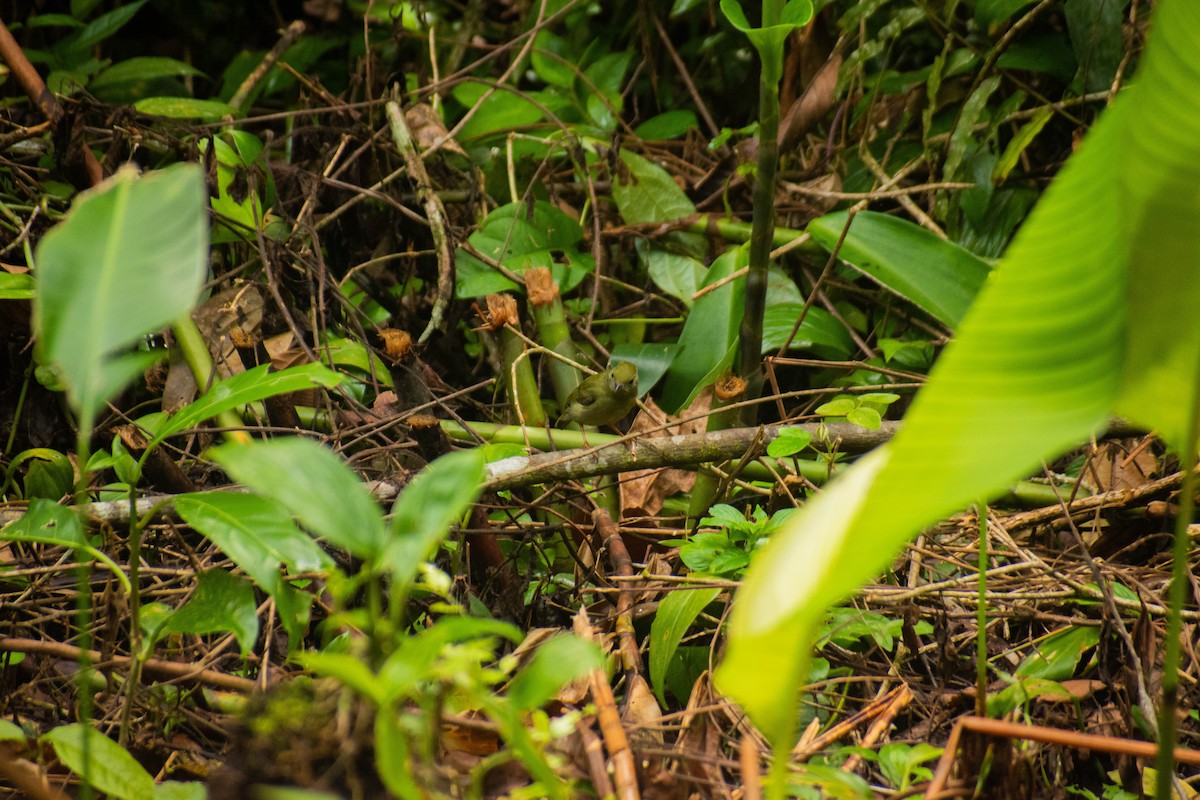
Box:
[406, 102, 467, 157]
[441, 722, 499, 757]
[1082, 438, 1158, 493]
[779, 53, 842, 149]
[620, 391, 712, 517]
[192, 284, 264, 363]
[623, 674, 665, 747]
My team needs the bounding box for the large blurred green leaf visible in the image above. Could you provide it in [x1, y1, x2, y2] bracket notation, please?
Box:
[174, 491, 334, 594]
[718, 0, 1200, 751]
[807, 211, 991, 328]
[34, 164, 207, 422]
[379, 449, 486, 594]
[159, 569, 259, 656]
[210, 438, 385, 559]
[1111, 0, 1200, 449]
[43, 724, 155, 800]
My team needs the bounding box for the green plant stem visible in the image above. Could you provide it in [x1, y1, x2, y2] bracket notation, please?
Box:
[686, 395, 746, 522]
[527, 280, 582, 405]
[976, 503, 988, 718]
[686, 215, 822, 252]
[739, 52, 782, 428]
[71, 418, 94, 800]
[1154, 366, 1200, 799]
[498, 324, 546, 427]
[172, 313, 250, 444]
[119, 482, 146, 747]
[4, 363, 31, 456]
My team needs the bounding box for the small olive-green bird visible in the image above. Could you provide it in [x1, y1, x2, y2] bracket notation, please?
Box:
[558, 361, 638, 427]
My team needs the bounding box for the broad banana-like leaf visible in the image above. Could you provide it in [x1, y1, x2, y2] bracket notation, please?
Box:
[717, 0, 1200, 749]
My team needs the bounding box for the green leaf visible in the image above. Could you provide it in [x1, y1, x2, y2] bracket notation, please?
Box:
[298, 652, 386, 705]
[1111, 0, 1200, 449]
[878, 742, 942, 792]
[944, 75, 1001, 183]
[815, 398, 855, 417]
[374, 710, 418, 800]
[149, 363, 345, 450]
[379, 449, 486, 592]
[451, 82, 545, 142]
[846, 406, 881, 430]
[634, 110, 699, 140]
[767, 429, 813, 458]
[610, 149, 706, 258]
[89, 56, 205, 92]
[719, 0, 813, 83]
[641, 242, 706, 306]
[43, 723, 155, 800]
[62, 0, 148, 51]
[996, 34, 1078, 81]
[649, 587, 721, 705]
[134, 97, 235, 120]
[3, 498, 88, 547]
[717, 0, 1200, 743]
[719, 71, 1129, 744]
[987, 676, 1078, 718]
[160, 569, 259, 656]
[994, 107, 1054, 183]
[974, 0, 1038, 28]
[152, 782, 207, 800]
[612, 149, 696, 225]
[807, 211, 991, 328]
[1065, 0, 1127, 93]
[34, 164, 208, 422]
[321, 335, 391, 382]
[198, 130, 279, 241]
[762, 304, 854, 359]
[174, 492, 337, 588]
[660, 247, 746, 413]
[531, 31, 575, 88]
[28, 13, 85, 29]
[210, 438, 385, 559]
[1014, 625, 1101, 681]
[0, 719, 26, 740]
[2, 500, 130, 593]
[506, 635, 603, 711]
[455, 201, 594, 298]
[0, 273, 34, 300]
